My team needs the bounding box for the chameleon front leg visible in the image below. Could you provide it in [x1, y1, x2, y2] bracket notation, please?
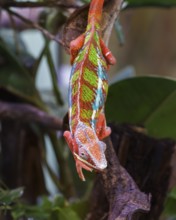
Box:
[96, 112, 111, 140]
[64, 130, 93, 181]
[63, 131, 75, 152]
[70, 34, 85, 65]
[100, 39, 116, 66]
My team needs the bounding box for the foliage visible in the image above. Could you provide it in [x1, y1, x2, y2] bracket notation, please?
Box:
[106, 77, 176, 139]
[0, 187, 87, 220]
[164, 187, 176, 219]
[0, 31, 44, 108]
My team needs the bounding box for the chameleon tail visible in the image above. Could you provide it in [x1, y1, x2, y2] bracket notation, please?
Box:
[88, 0, 104, 23]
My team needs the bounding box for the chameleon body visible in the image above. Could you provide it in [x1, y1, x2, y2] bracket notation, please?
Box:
[64, 0, 116, 181]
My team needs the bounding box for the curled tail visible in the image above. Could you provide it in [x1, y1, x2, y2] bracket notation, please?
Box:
[88, 0, 104, 23]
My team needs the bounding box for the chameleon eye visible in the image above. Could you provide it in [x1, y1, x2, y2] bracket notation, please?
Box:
[79, 148, 88, 160]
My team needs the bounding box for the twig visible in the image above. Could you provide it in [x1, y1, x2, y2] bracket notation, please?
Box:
[42, 153, 64, 191]
[103, 0, 124, 44]
[48, 133, 76, 198]
[6, 8, 65, 46]
[1, 1, 79, 9]
[45, 42, 64, 105]
[0, 1, 79, 8]
[32, 39, 50, 75]
[0, 101, 63, 130]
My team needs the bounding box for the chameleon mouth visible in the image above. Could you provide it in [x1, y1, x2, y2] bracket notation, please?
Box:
[73, 152, 103, 171]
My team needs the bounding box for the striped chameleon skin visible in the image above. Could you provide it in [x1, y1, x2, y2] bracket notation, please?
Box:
[69, 23, 108, 134]
[64, 0, 116, 181]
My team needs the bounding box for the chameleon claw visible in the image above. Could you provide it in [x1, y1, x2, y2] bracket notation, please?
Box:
[76, 164, 86, 181]
[74, 152, 94, 181]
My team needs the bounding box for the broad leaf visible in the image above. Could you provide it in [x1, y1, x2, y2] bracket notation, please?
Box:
[106, 76, 176, 139]
[0, 37, 44, 108]
[56, 207, 81, 220]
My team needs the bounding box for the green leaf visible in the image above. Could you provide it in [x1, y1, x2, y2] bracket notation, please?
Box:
[125, 0, 176, 8]
[11, 195, 78, 220]
[52, 195, 66, 208]
[106, 76, 176, 139]
[164, 187, 176, 216]
[12, 203, 50, 220]
[167, 187, 176, 200]
[51, 207, 81, 220]
[0, 40, 44, 108]
[0, 187, 24, 205]
[70, 200, 89, 220]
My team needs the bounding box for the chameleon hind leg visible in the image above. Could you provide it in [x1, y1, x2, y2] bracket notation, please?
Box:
[70, 34, 85, 64]
[100, 39, 116, 66]
[96, 112, 111, 140]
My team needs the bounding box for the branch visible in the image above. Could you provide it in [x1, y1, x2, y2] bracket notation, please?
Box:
[87, 137, 151, 220]
[62, 0, 124, 52]
[6, 8, 65, 45]
[0, 101, 63, 130]
[102, 0, 124, 44]
[102, 138, 151, 220]
[1, 1, 79, 9]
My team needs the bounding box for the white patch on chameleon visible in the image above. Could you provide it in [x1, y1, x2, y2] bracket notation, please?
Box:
[105, 51, 111, 57]
[91, 110, 96, 130]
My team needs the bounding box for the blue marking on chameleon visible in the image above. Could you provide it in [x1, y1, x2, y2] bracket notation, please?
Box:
[92, 58, 106, 111]
[68, 63, 76, 133]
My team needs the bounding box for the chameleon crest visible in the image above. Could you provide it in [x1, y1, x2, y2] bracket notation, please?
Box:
[64, 0, 116, 181]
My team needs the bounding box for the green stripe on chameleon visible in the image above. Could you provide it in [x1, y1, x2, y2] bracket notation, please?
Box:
[71, 104, 76, 115]
[93, 32, 99, 43]
[84, 68, 97, 87]
[95, 23, 100, 30]
[80, 109, 93, 119]
[86, 23, 91, 32]
[81, 84, 94, 102]
[71, 118, 76, 127]
[89, 45, 98, 66]
[72, 83, 78, 96]
[71, 70, 80, 85]
[76, 47, 87, 63]
[100, 56, 107, 68]
[103, 81, 108, 94]
[84, 32, 91, 44]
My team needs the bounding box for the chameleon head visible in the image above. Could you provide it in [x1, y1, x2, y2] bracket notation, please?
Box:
[73, 122, 107, 181]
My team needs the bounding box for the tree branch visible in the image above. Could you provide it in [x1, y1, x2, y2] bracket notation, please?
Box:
[87, 137, 151, 220]
[0, 101, 63, 130]
[102, 0, 124, 44]
[1, 1, 79, 9]
[6, 8, 65, 45]
[102, 138, 151, 220]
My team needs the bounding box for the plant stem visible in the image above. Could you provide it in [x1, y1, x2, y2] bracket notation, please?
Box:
[45, 44, 64, 106]
[48, 133, 76, 198]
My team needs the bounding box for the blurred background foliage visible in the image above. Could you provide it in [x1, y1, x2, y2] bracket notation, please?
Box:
[0, 0, 176, 219]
